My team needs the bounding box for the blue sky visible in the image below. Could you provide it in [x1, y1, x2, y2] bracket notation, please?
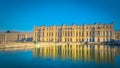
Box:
[0, 0, 120, 32]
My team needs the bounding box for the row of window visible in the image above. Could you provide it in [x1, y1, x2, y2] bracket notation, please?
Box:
[38, 38, 61, 42]
[18, 35, 26, 40]
[37, 31, 113, 37]
[38, 37, 112, 42]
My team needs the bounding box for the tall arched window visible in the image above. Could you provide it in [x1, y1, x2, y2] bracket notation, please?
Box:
[106, 38, 108, 42]
[86, 31, 88, 36]
[79, 32, 81, 36]
[98, 38, 100, 42]
[82, 38, 84, 42]
[110, 31, 112, 36]
[71, 31, 72, 36]
[90, 38, 94, 42]
[98, 31, 100, 36]
[106, 31, 108, 36]
[82, 31, 84, 36]
[76, 31, 78, 36]
[90, 31, 92, 36]
[65, 38, 66, 42]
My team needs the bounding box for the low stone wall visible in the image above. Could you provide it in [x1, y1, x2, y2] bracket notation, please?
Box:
[0, 42, 34, 49]
[0, 42, 118, 50]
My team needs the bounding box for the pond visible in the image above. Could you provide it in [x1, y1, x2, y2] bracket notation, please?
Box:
[0, 45, 120, 68]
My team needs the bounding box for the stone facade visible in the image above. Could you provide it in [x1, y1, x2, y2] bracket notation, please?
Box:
[115, 31, 120, 40]
[0, 32, 33, 43]
[0, 33, 6, 43]
[33, 23, 115, 43]
[18, 32, 33, 42]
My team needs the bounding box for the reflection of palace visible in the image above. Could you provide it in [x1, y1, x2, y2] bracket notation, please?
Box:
[33, 23, 115, 43]
[33, 45, 120, 63]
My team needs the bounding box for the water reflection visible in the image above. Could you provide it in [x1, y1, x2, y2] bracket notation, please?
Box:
[33, 45, 120, 64]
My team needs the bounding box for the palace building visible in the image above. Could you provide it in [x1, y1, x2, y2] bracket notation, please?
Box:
[33, 22, 115, 43]
[115, 31, 120, 40]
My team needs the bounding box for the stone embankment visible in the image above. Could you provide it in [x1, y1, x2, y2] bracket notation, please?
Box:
[0, 42, 34, 49]
[0, 42, 81, 49]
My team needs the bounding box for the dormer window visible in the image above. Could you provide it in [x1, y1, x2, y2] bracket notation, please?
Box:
[98, 26, 100, 29]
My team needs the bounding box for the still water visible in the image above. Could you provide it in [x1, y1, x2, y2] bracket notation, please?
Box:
[0, 45, 120, 68]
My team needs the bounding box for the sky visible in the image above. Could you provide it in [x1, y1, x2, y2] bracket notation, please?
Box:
[0, 0, 120, 32]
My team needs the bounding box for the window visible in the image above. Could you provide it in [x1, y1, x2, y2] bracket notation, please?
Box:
[82, 31, 84, 36]
[90, 31, 94, 36]
[82, 38, 84, 42]
[98, 38, 100, 42]
[65, 38, 66, 42]
[90, 31, 92, 36]
[86, 31, 88, 36]
[90, 38, 94, 42]
[65, 31, 67, 36]
[79, 27, 81, 29]
[106, 38, 108, 42]
[110, 26, 112, 28]
[47, 32, 48, 36]
[76, 38, 78, 42]
[79, 32, 81, 36]
[90, 27, 91, 29]
[76, 31, 78, 36]
[86, 27, 88, 29]
[68, 31, 70, 36]
[106, 26, 108, 29]
[71, 31, 72, 36]
[98, 26, 100, 29]
[110, 31, 112, 36]
[106, 31, 108, 36]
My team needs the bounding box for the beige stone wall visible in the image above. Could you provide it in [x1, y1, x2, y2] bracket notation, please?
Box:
[34, 23, 115, 43]
[18, 32, 33, 42]
[6, 33, 19, 42]
[0, 32, 33, 43]
[0, 33, 5, 43]
[115, 31, 120, 40]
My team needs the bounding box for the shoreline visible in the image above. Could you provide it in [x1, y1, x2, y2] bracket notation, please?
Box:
[0, 42, 120, 50]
